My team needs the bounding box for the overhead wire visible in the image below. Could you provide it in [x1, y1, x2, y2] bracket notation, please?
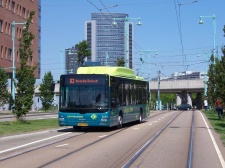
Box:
[85, 0, 204, 78]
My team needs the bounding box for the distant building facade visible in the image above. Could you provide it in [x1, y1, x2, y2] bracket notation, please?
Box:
[151, 71, 206, 81]
[85, 13, 134, 69]
[0, 0, 41, 78]
[65, 47, 78, 74]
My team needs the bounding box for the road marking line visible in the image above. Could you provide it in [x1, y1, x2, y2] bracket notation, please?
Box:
[0, 132, 71, 154]
[55, 144, 69, 148]
[155, 121, 158, 122]
[149, 124, 152, 125]
[133, 128, 139, 130]
[199, 111, 225, 168]
[99, 135, 107, 138]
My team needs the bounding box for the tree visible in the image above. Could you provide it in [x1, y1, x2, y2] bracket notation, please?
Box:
[215, 26, 225, 105]
[206, 54, 216, 108]
[14, 11, 36, 119]
[0, 68, 11, 107]
[39, 71, 54, 111]
[116, 58, 125, 67]
[207, 25, 225, 109]
[75, 40, 91, 67]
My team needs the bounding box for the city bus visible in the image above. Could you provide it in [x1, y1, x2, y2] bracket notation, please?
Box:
[58, 66, 149, 129]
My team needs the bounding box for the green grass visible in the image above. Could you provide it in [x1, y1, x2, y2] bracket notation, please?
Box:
[0, 119, 59, 137]
[203, 109, 225, 146]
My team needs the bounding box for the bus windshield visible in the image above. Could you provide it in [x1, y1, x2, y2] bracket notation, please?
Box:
[59, 85, 109, 113]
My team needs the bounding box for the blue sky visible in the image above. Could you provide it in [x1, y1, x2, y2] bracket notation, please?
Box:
[39, 0, 225, 82]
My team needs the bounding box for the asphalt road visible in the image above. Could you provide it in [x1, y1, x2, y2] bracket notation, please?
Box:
[0, 110, 224, 168]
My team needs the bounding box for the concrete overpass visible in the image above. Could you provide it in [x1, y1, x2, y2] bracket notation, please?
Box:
[150, 78, 205, 109]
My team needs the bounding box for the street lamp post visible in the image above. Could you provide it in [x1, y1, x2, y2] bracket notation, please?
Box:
[199, 14, 217, 97]
[198, 14, 216, 64]
[139, 50, 158, 102]
[112, 16, 142, 68]
[157, 70, 161, 110]
[11, 21, 26, 110]
[197, 51, 209, 96]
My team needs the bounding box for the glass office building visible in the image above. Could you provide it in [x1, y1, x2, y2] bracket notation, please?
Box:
[85, 13, 134, 69]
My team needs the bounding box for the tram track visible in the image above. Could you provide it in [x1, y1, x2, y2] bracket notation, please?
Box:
[0, 111, 167, 162]
[122, 110, 195, 168]
[122, 111, 183, 168]
[0, 111, 196, 168]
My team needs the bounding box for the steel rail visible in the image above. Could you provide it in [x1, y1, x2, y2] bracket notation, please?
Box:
[122, 111, 182, 168]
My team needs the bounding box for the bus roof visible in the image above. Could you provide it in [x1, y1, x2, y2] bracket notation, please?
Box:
[77, 66, 144, 81]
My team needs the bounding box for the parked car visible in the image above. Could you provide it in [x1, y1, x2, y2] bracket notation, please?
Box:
[176, 104, 192, 110]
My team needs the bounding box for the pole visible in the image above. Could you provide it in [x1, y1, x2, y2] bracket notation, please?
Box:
[11, 21, 25, 110]
[60, 49, 63, 74]
[11, 22, 15, 110]
[212, 14, 216, 64]
[157, 70, 161, 110]
[140, 51, 143, 76]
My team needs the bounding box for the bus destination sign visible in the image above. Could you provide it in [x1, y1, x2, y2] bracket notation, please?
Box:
[66, 77, 106, 85]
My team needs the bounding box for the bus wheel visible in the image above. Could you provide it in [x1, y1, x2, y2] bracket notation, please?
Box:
[139, 111, 143, 123]
[117, 114, 123, 129]
[73, 126, 81, 131]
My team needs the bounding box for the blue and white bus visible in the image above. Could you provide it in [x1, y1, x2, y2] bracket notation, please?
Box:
[58, 66, 149, 129]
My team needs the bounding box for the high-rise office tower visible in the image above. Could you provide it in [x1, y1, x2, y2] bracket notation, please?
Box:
[65, 47, 78, 74]
[85, 13, 134, 69]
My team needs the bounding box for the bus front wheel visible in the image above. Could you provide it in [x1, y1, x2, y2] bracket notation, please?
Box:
[117, 114, 123, 129]
[73, 126, 81, 131]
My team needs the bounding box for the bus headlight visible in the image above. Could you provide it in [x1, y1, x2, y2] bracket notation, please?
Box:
[59, 117, 65, 121]
[101, 118, 108, 122]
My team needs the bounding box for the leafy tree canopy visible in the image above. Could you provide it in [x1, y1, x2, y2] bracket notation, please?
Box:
[14, 11, 36, 119]
[75, 40, 91, 67]
[39, 71, 54, 111]
[116, 58, 125, 67]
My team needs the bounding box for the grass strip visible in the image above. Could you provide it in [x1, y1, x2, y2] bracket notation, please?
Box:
[0, 119, 59, 137]
[203, 109, 225, 146]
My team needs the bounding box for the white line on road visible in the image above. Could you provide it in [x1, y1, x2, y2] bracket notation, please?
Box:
[0, 132, 71, 154]
[55, 144, 69, 148]
[199, 111, 225, 168]
[98, 135, 107, 138]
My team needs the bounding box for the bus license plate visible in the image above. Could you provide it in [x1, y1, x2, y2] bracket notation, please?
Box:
[78, 123, 88, 126]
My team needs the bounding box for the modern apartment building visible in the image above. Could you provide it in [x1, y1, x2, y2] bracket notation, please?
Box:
[85, 13, 134, 69]
[0, 0, 41, 78]
[65, 47, 78, 74]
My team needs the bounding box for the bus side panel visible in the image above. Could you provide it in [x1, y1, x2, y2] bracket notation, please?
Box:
[58, 111, 110, 127]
